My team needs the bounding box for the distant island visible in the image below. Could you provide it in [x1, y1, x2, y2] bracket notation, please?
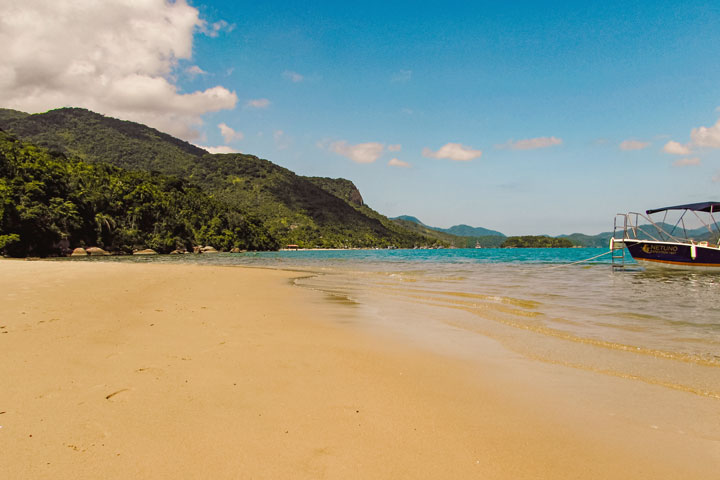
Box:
[500, 236, 574, 248]
[391, 216, 613, 248]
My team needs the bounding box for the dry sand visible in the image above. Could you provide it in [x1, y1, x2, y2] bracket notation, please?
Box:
[0, 260, 717, 479]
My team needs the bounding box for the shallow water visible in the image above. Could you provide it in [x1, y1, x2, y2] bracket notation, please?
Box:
[61, 248, 720, 398]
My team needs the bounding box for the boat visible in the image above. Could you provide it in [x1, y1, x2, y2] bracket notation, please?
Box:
[611, 201, 720, 270]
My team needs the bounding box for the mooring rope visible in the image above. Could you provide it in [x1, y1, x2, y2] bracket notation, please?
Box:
[546, 250, 612, 269]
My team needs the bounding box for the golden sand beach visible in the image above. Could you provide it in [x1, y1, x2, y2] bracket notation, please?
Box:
[1, 260, 718, 478]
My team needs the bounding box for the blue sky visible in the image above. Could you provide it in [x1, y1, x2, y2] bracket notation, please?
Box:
[4, 0, 720, 235]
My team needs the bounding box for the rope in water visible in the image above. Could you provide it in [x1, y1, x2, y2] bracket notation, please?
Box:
[545, 250, 612, 269]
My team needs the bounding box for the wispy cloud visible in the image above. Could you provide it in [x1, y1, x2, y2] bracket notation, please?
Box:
[387, 144, 402, 152]
[619, 139, 650, 151]
[247, 98, 271, 109]
[498, 136, 563, 150]
[186, 65, 207, 76]
[327, 140, 384, 164]
[273, 130, 290, 149]
[218, 123, 243, 143]
[422, 143, 482, 162]
[663, 140, 693, 155]
[672, 157, 701, 167]
[388, 158, 410, 168]
[199, 19, 235, 38]
[196, 145, 239, 154]
[391, 70, 412, 83]
[283, 70, 304, 83]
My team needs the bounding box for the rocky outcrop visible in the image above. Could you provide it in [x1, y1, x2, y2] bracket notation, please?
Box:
[133, 248, 157, 255]
[70, 247, 87, 256]
[86, 247, 110, 256]
[306, 177, 365, 206]
[201, 246, 218, 253]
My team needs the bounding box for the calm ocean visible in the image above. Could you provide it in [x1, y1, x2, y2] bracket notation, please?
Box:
[66, 247, 720, 398]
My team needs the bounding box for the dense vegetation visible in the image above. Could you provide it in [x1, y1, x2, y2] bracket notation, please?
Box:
[501, 236, 574, 248]
[0, 131, 278, 256]
[0, 108, 444, 255]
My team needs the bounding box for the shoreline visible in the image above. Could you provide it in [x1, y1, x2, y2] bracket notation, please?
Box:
[1, 260, 717, 478]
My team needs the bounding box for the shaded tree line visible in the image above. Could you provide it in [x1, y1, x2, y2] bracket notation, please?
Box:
[0, 131, 279, 257]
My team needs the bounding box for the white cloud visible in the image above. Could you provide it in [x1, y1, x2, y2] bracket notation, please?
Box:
[388, 158, 410, 168]
[218, 123, 243, 143]
[663, 140, 693, 155]
[665, 117, 720, 154]
[195, 145, 239, 154]
[387, 144, 402, 152]
[391, 70, 412, 83]
[498, 136, 563, 150]
[619, 139, 650, 151]
[247, 98, 270, 109]
[328, 141, 384, 164]
[690, 119, 720, 148]
[283, 70, 304, 83]
[186, 65, 207, 76]
[0, 0, 237, 140]
[422, 143, 482, 162]
[672, 157, 701, 167]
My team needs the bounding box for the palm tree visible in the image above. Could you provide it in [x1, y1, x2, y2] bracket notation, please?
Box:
[94, 212, 116, 246]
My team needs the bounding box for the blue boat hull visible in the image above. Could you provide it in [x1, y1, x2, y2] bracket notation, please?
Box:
[625, 240, 720, 269]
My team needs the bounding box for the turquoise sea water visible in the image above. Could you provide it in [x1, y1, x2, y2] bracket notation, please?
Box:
[65, 247, 720, 398]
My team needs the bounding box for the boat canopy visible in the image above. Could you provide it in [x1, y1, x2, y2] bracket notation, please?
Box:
[646, 201, 720, 215]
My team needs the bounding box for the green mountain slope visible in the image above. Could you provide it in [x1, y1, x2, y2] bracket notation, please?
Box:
[390, 218, 464, 246]
[390, 215, 506, 247]
[0, 131, 277, 256]
[0, 108, 439, 249]
[0, 108, 204, 177]
[440, 224, 505, 237]
[391, 215, 505, 238]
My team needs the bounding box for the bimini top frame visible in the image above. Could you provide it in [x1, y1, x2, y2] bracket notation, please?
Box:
[646, 201, 720, 215]
[619, 201, 720, 244]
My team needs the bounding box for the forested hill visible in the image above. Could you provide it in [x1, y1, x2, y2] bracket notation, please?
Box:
[0, 108, 204, 177]
[0, 108, 444, 255]
[0, 130, 278, 256]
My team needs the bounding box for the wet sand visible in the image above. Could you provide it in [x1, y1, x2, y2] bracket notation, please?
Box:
[0, 260, 717, 478]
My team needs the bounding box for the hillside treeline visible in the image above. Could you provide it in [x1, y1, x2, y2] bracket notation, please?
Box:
[0, 131, 278, 256]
